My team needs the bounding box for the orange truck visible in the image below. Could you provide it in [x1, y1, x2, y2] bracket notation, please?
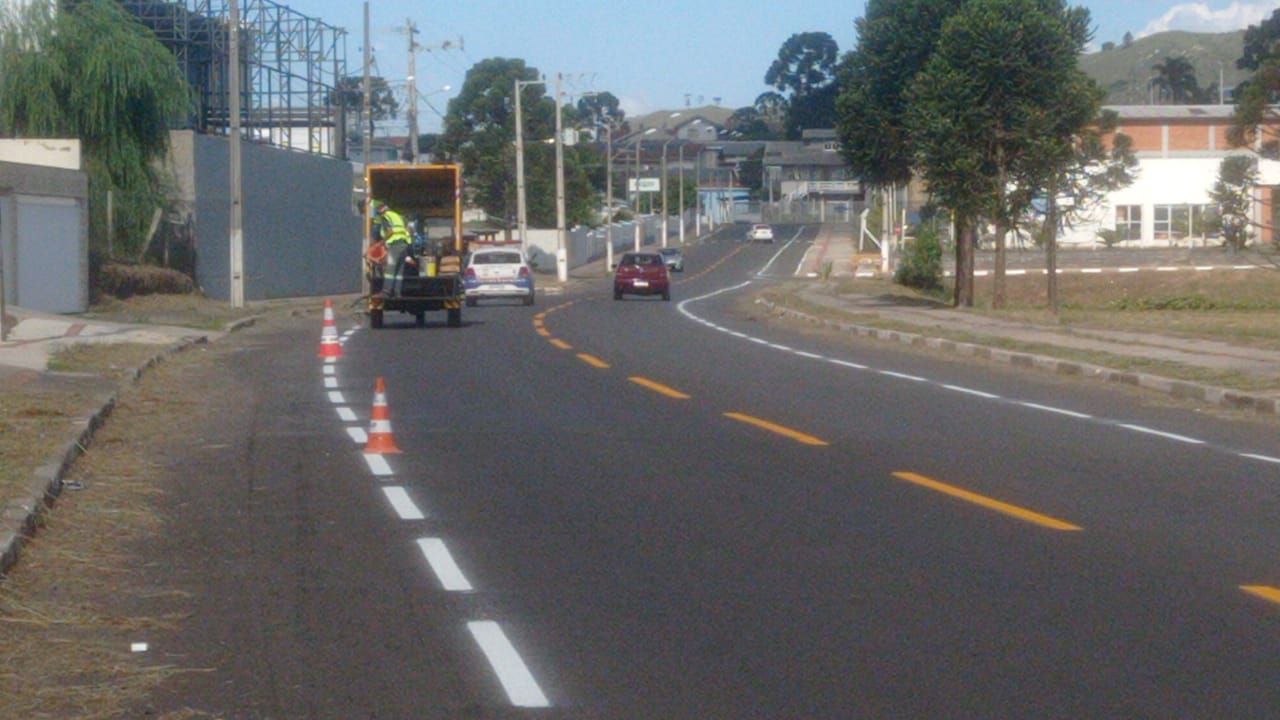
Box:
[364, 163, 467, 329]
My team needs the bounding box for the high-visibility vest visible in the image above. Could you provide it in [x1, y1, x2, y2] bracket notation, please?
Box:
[379, 209, 411, 245]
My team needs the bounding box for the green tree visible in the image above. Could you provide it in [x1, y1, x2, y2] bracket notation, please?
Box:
[328, 75, 400, 143]
[1229, 9, 1280, 157]
[0, 0, 192, 262]
[1209, 154, 1258, 250]
[906, 0, 1099, 308]
[765, 32, 839, 139]
[438, 58, 598, 228]
[1151, 55, 1202, 104]
[836, 0, 969, 303]
[726, 106, 773, 140]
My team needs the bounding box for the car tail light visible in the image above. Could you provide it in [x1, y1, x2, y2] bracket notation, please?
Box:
[518, 266, 529, 278]
[464, 267, 476, 280]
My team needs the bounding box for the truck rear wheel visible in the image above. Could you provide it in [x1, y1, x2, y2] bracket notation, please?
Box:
[447, 307, 462, 327]
[414, 311, 426, 327]
[370, 308, 384, 329]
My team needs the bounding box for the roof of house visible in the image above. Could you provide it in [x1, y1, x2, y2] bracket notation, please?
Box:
[1105, 104, 1237, 121]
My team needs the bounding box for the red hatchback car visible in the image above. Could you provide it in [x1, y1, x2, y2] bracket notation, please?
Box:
[613, 251, 671, 301]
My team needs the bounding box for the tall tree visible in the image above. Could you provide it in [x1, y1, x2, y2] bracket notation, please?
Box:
[835, 0, 969, 303]
[765, 31, 840, 138]
[906, 0, 1100, 308]
[0, 0, 191, 260]
[1150, 55, 1202, 104]
[726, 106, 773, 140]
[328, 75, 400, 143]
[1229, 8, 1280, 158]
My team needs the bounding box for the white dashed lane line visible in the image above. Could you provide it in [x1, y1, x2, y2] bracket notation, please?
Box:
[417, 538, 473, 592]
[467, 621, 552, 708]
[383, 486, 425, 520]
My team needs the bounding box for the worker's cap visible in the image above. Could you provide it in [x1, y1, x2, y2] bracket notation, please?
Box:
[370, 199, 387, 213]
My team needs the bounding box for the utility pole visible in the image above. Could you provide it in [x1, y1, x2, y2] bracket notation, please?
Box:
[361, 2, 370, 168]
[514, 76, 546, 252]
[228, 0, 244, 308]
[554, 73, 567, 282]
[399, 19, 420, 163]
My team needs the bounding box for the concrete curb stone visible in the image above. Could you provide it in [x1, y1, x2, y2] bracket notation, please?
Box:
[756, 298, 1280, 418]
[0, 314, 262, 578]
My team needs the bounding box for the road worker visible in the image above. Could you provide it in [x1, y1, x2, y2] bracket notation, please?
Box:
[371, 199, 414, 298]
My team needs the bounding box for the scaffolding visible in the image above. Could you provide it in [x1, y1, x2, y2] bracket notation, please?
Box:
[77, 0, 349, 157]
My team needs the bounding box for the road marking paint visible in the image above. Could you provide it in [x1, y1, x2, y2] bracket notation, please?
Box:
[1241, 453, 1280, 464]
[550, 338, 572, 350]
[328, 391, 346, 404]
[724, 412, 829, 446]
[943, 384, 1001, 399]
[362, 453, 394, 477]
[1119, 424, 1206, 445]
[536, 327, 552, 337]
[892, 471, 1082, 531]
[629, 376, 691, 399]
[880, 370, 928, 382]
[768, 343, 793, 351]
[1241, 585, 1280, 606]
[325, 356, 337, 365]
[794, 351, 825, 360]
[346, 427, 368, 444]
[323, 365, 336, 375]
[1156, 266, 1181, 272]
[336, 407, 358, 422]
[467, 621, 551, 708]
[1018, 401, 1093, 419]
[749, 337, 769, 345]
[324, 377, 339, 389]
[383, 486, 424, 520]
[828, 359, 868, 370]
[577, 353, 610, 368]
[1117, 267, 1140, 273]
[1081, 268, 1103, 274]
[417, 538, 473, 592]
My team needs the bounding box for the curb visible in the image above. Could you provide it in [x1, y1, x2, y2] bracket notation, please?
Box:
[756, 298, 1280, 417]
[0, 315, 260, 578]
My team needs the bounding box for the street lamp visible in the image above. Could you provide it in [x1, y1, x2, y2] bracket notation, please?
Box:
[630, 128, 656, 250]
[660, 137, 675, 248]
[678, 142, 686, 245]
[597, 115, 616, 271]
[514, 76, 547, 253]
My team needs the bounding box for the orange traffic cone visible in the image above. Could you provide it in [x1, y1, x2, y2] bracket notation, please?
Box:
[364, 376, 401, 453]
[318, 298, 343, 358]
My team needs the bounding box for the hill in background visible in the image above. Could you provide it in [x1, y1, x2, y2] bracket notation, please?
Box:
[1080, 30, 1247, 105]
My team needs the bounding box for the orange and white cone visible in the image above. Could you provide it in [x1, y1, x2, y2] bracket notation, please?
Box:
[318, 298, 343, 358]
[364, 376, 401, 454]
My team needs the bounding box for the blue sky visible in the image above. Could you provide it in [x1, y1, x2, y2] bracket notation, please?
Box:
[293, 0, 1280, 132]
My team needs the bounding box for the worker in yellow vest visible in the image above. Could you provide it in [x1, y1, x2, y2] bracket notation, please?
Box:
[371, 200, 415, 298]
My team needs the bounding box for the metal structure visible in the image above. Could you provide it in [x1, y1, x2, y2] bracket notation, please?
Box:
[77, 0, 348, 157]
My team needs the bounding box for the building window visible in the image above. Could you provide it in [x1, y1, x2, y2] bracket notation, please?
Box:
[1116, 205, 1142, 241]
[1154, 204, 1214, 240]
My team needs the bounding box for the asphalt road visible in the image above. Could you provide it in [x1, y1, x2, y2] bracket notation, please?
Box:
[140, 226, 1280, 718]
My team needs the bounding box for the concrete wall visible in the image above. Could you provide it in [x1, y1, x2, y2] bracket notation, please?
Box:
[173, 132, 362, 301]
[523, 215, 667, 273]
[0, 160, 89, 312]
[0, 139, 81, 170]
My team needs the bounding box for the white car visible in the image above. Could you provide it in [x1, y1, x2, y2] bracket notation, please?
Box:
[748, 224, 775, 243]
[463, 246, 535, 306]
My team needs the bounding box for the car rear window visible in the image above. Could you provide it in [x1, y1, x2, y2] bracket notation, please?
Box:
[473, 252, 522, 264]
[621, 254, 661, 266]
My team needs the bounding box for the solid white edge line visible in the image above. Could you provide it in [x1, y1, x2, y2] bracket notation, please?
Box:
[1119, 423, 1206, 445]
[794, 351, 824, 360]
[880, 370, 928, 382]
[1018, 401, 1093, 419]
[336, 407, 358, 422]
[418, 538, 473, 592]
[346, 427, 368, 444]
[1241, 453, 1280, 465]
[943, 384, 1001, 399]
[383, 486, 425, 520]
[828, 359, 868, 370]
[467, 621, 551, 708]
[362, 453, 394, 476]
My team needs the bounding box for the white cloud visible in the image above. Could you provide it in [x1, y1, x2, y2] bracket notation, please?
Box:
[1137, 1, 1280, 38]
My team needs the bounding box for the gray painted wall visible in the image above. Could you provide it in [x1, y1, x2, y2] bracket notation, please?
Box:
[0, 160, 89, 313]
[178, 133, 362, 301]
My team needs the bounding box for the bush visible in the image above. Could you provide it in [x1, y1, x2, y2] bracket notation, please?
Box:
[894, 227, 943, 291]
[94, 261, 194, 301]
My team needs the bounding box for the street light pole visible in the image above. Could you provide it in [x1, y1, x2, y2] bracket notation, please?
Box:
[228, 0, 244, 308]
[513, 77, 546, 253]
[660, 138, 673, 248]
[553, 73, 567, 282]
[602, 119, 614, 270]
[678, 142, 685, 245]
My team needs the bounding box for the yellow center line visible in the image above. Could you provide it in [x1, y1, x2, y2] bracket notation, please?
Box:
[536, 327, 552, 337]
[628, 376, 691, 399]
[550, 338, 572, 350]
[723, 412, 828, 446]
[1241, 585, 1280, 606]
[891, 471, 1082, 532]
[577, 353, 610, 368]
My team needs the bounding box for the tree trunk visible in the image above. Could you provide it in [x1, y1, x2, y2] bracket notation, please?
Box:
[953, 216, 976, 307]
[1044, 186, 1059, 316]
[993, 218, 1007, 309]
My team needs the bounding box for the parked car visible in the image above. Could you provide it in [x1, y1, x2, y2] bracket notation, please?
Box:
[613, 251, 671, 301]
[463, 246, 535, 306]
[658, 246, 685, 272]
[748, 224, 775, 243]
